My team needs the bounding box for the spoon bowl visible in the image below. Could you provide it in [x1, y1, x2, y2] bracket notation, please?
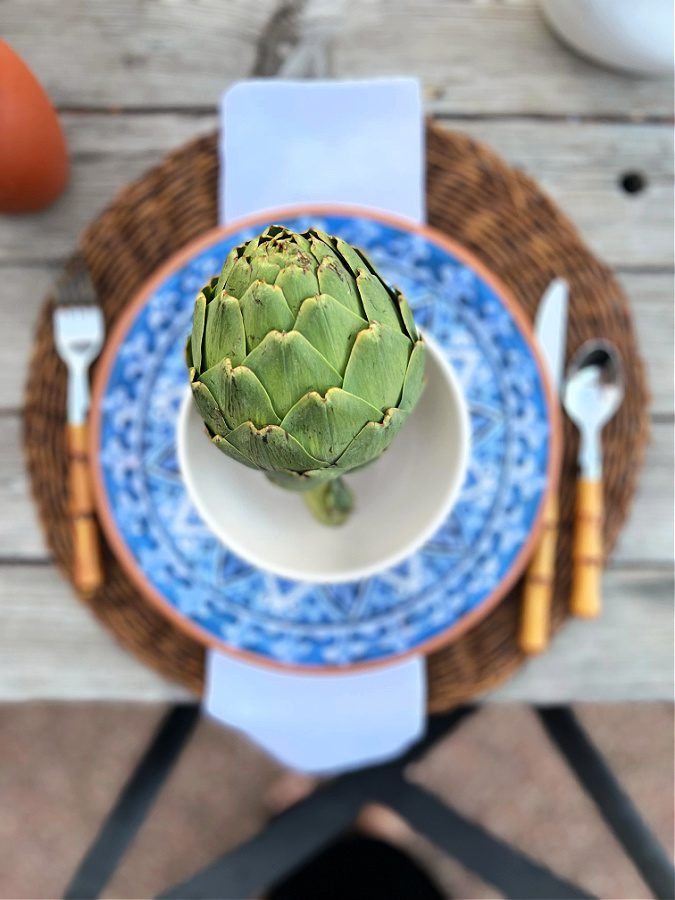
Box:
[564, 340, 624, 434]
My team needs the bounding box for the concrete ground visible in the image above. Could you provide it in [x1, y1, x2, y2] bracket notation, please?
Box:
[1, 702, 673, 899]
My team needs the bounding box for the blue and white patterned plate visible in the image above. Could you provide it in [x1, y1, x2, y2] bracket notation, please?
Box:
[91, 209, 555, 669]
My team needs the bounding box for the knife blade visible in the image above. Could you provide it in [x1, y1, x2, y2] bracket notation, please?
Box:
[535, 278, 569, 392]
[519, 278, 568, 654]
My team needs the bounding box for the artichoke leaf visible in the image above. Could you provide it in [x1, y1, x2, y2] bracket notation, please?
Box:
[242, 236, 261, 257]
[223, 256, 253, 299]
[335, 407, 408, 471]
[200, 359, 280, 430]
[315, 257, 363, 318]
[400, 340, 426, 411]
[201, 276, 219, 302]
[308, 234, 363, 314]
[292, 231, 312, 252]
[239, 281, 294, 353]
[203, 292, 246, 369]
[191, 380, 228, 437]
[342, 322, 411, 411]
[294, 293, 367, 374]
[212, 434, 261, 469]
[243, 330, 342, 419]
[250, 256, 281, 285]
[268, 245, 312, 272]
[190, 291, 206, 371]
[332, 237, 365, 275]
[396, 288, 419, 341]
[226, 422, 330, 472]
[309, 228, 340, 252]
[356, 269, 402, 331]
[215, 248, 238, 295]
[281, 387, 382, 464]
[275, 264, 320, 317]
[260, 224, 286, 241]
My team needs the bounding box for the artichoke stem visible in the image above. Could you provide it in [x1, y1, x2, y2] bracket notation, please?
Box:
[302, 478, 353, 526]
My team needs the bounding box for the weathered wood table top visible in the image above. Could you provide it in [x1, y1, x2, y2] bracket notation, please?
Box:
[1, 0, 673, 702]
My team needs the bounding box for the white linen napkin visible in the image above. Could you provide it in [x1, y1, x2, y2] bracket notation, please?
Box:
[220, 78, 424, 223]
[205, 78, 426, 774]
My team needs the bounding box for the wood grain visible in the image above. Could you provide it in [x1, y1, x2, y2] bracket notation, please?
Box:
[0, 563, 190, 701]
[0, 563, 670, 702]
[334, 1, 675, 119]
[439, 119, 674, 271]
[490, 567, 674, 703]
[3, 0, 672, 117]
[2, 0, 275, 108]
[0, 115, 670, 268]
[616, 271, 674, 417]
[2, 413, 672, 564]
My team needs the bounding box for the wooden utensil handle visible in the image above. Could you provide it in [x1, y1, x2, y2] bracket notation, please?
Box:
[67, 423, 103, 594]
[570, 478, 603, 618]
[519, 492, 559, 654]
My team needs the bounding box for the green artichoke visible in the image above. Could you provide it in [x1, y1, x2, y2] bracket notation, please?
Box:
[187, 225, 425, 525]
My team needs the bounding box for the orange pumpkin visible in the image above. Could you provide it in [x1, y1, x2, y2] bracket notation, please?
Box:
[0, 40, 68, 213]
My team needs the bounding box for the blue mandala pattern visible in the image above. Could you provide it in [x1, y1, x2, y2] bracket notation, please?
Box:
[98, 214, 550, 666]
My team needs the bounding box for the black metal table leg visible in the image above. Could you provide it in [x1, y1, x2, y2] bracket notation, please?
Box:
[538, 706, 675, 900]
[379, 778, 594, 899]
[158, 707, 477, 899]
[64, 704, 199, 900]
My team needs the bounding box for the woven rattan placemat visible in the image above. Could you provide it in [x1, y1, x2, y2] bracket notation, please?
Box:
[24, 122, 649, 711]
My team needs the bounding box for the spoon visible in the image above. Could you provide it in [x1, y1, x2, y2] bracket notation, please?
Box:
[563, 340, 624, 618]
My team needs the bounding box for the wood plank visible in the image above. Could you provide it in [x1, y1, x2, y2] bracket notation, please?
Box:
[0, 564, 190, 701]
[2, 411, 672, 563]
[436, 118, 674, 270]
[335, 1, 674, 119]
[2, 0, 276, 107]
[612, 418, 674, 565]
[0, 115, 670, 268]
[0, 414, 48, 559]
[4, 1, 672, 117]
[0, 264, 60, 410]
[616, 271, 674, 417]
[490, 568, 674, 703]
[0, 563, 670, 702]
[2, 266, 672, 416]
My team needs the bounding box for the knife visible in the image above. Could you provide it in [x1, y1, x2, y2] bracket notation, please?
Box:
[519, 278, 568, 654]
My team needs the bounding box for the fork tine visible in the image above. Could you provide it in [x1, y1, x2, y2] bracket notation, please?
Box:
[53, 253, 104, 360]
[54, 307, 104, 336]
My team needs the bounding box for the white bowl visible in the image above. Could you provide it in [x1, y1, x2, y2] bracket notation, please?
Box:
[540, 0, 675, 76]
[178, 333, 470, 584]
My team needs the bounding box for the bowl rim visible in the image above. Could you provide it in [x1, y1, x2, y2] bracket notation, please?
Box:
[89, 203, 562, 673]
[176, 329, 471, 585]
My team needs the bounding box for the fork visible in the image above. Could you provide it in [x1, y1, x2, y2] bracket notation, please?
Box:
[53, 263, 105, 594]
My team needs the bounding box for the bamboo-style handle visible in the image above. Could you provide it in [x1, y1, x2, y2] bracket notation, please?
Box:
[570, 478, 604, 618]
[519, 492, 559, 654]
[67, 423, 103, 594]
